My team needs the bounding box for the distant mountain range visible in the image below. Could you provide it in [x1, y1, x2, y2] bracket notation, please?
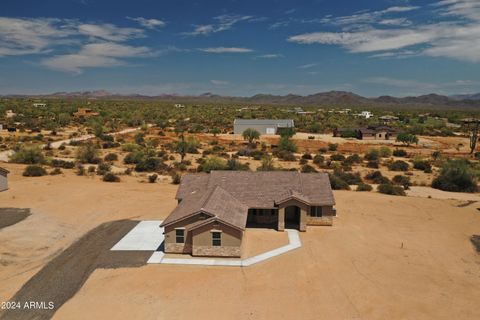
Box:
[4, 90, 480, 110]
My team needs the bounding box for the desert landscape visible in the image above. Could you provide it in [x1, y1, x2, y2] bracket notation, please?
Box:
[1, 147, 480, 319]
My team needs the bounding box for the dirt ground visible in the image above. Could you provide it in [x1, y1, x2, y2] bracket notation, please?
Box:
[1, 163, 480, 319]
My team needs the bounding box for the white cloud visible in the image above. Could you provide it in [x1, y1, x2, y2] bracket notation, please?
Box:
[199, 47, 253, 53]
[78, 23, 144, 41]
[287, 1, 480, 63]
[0, 17, 76, 56]
[210, 80, 229, 85]
[41, 42, 153, 74]
[183, 14, 255, 36]
[297, 63, 317, 69]
[256, 53, 284, 59]
[127, 17, 166, 29]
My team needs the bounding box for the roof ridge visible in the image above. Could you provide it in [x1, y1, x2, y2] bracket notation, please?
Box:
[200, 185, 220, 211]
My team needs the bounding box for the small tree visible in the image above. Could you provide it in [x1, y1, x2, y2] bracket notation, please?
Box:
[257, 155, 276, 171]
[211, 127, 221, 137]
[278, 136, 297, 153]
[432, 159, 478, 193]
[242, 128, 260, 145]
[76, 142, 100, 164]
[396, 133, 419, 146]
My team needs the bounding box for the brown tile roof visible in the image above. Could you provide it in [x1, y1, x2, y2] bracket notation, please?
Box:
[164, 171, 335, 229]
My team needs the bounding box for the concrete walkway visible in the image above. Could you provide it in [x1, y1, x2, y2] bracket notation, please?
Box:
[111, 221, 164, 251]
[148, 230, 301, 267]
[111, 220, 302, 267]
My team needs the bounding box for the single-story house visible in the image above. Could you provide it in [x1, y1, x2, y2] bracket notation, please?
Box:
[160, 171, 336, 257]
[0, 167, 9, 192]
[334, 126, 398, 140]
[234, 119, 294, 135]
[74, 108, 100, 119]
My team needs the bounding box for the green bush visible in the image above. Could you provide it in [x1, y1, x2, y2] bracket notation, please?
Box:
[124, 151, 145, 164]
[148, 174, 158, 183]
[413, 158, 432, 173]
[333, 170, 362, 185]
[328, 173, 351, 190]
[11, 146, 45, 164]
[356, 183, 373, 192]
[135, 157, 164, 172]
[388, 160, 409, 171]
[379, 146, 392, 158]
[278, 136, 297, 153]
[199, 156, 227, 173]
[76, 142, 100, 164]
[104, 153, 118, 162]
[392, 175, 411, 189]
[365, 171, 391, 184]
[367, 160, 379, 168]
[313, 154, 325, 165]
[364, 149, 380, 161]
[171, 173, 181, 184]
[23, 165, 47, 177]
[51, 159, 75, 169]
[96, 163, 111, 176]
[432, 159, 478, 193]
[378, 184, 406, 196]
[343, 154, 362, 165]
[301, 164, 318, 173]
[50, 168, 62, 175]
[328, 143, 338, 151]
[330, 154, 346, 161]
[393, 149, 408, 157]
[226, 158, 250, 171]
[103, 173, 120, 182]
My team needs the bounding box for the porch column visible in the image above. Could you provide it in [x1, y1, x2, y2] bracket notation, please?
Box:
[278, 207, 285, 231]
[299, 208, 307, 232]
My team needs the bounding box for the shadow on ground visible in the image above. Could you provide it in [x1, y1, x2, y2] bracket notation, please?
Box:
[0, 208, 31, 230]
[472, 235, 480, 253]
[0, 220, 151, 320]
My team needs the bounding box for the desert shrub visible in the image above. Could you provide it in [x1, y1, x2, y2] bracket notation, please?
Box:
[277, 151, 296, 161]
[250, 150, 265, 160]
[388, 160, 409, 171]
[328, 173, 351, 190]
[76, 142, 100, 164]
[333, 169, 362, 185]
[103, 173, 120, 182]
[413, 158, 432, 173]
[226, 158, 249, 171]
[328, 143, 338, 151]
[171, 172, 181, 184]
[50, 168, 62, 175]
[356, 183, 373, 192]
[344, 154, 362, 165]
[278, 136, 297, 153]
[301, 164, 318, 173]
[124, 151, 145, 164]
[102, 141, 120, 149]
[313, 154, 325, 165]
[302, 153, 313, 160]
[121, 143, 141, 152]
[432, 159, 478, 193]
[104, 153, 118, 162]
[379, 146, 392, 158]
[76, 165, 85, 176]
[432, 151, 441, 160]
[58, 144, 66, 150]
[319, 147, 328, 154]
[299, 158, 308, 165]
[237, 148, 252, 157]
[199, 156, 227, 173]
[365, 171, 391, 184]
[393, 149, 408, 157]
[148, 174, 158, 183]
[88, 166, 96, 173]
[392, 175, 411, 189]
[96, 163, 111, 176]
[367, 160, 379, 168]
[51, 159, 75, 169]
[396, 133, 419, 146]
[135, 157, 164, 172]
[364, 149, 380, 161]
[377, 184, 406, 196]
[11, 146, 45, 164]
[330, 154, 346, 161]
[257, 155, 276, 171]
[23, 165, 47, 177]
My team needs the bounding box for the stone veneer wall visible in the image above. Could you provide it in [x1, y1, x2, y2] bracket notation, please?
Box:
[192, 245, 241, 257]
[165, 243, 192, 254]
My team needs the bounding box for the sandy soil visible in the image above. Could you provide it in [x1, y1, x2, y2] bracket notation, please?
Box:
[1, 163, 480, 319]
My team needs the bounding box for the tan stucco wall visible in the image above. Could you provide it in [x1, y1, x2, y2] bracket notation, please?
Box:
[164, 212, 210, 254]
[191, 221, 243, 257]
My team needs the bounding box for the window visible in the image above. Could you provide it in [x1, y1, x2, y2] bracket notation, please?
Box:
[311, 206, 323, 217]
[212, 232, 221, 246]
[175, 229, 185, 243]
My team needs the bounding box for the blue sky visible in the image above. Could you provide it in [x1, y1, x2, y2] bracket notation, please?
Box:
[1, 0, 480, 97]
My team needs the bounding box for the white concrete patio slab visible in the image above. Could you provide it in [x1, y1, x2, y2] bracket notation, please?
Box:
[111, 220, 164, 251]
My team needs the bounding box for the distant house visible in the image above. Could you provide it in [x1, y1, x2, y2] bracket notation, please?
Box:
[160, 171, 336, 257]
[74, 108, 100, 119]
[5, 110, 16, 118]
[0, 167, 9, 192]
[234, 119, 294, 135]
[360, 111, 373, 119]
[379, 115, 399, 124]
[174, 104, 186, 108]
[334, 125, 398, 140]
[33, 103, 47, 108]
